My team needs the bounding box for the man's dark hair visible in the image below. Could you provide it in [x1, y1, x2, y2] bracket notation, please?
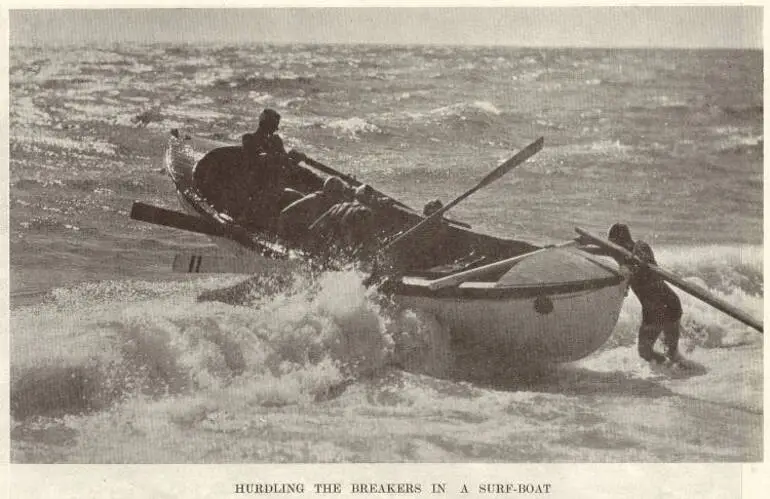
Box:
[608, 223, 633, 248]
[259, 108, 281, 128]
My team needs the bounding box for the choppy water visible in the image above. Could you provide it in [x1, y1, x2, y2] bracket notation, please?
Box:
[9, 43, 763, 462]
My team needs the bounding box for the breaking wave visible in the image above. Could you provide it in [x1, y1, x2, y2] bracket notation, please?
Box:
[600, 244, 763, 353]
[398, 100, 507, 135]
[211, 73, 320, 93]
[426, 100, 503, 119]
[11, 241, 762, 423]
[10, 270, 453, 421]
[320, 117, 382, 138]
[12, 133, 118, 157]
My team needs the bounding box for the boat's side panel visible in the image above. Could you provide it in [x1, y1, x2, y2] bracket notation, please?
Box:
[393, 282, 628, 363]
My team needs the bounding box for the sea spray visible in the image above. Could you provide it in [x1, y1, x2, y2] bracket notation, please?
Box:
[594, 244, 762, 357]
[10, 268, 457, 422]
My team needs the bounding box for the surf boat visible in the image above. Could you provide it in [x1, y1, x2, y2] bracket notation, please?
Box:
[134, 131, 630, 363]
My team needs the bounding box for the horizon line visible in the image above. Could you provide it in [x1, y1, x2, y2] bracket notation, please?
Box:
[10, 40, 764, 51]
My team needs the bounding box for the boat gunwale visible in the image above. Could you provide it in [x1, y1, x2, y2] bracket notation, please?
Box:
[393, 274, 625, 299]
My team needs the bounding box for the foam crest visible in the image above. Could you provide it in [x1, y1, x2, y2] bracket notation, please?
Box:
[322, 117, 381, 138]
[655, 245, 762, 296]
[11, 270, 434, 419]
[431, 101, 502, 118]
[12, 133, 117, 156]
[597, 244, 763, 354]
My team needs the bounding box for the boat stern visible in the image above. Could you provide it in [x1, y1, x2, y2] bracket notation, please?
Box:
[395, 247, 630, 363]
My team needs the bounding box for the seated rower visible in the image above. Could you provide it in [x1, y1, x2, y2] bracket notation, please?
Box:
[242, 108, 310, 168]
[236, 109, 288, 221]
[309, 184, 383, 260]
[242, 108, 286, 160]
[277, 176, 351, 245]
[383, 198, 451, 273]
[423, 198, 443, 217]
[238, 109, 321, 225]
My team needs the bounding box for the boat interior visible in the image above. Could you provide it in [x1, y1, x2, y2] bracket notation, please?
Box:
[182, 142, 543, 278]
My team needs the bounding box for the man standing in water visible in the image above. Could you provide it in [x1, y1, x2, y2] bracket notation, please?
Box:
[605, 223, 684, 366]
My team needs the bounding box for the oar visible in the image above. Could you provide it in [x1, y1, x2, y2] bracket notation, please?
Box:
[575, 227, 763, 333]
[382, 137, 545, 255]
[130, 201, 285, 259]
[424, 239, 578, 290]
[300, 156, 362, 190]
[300, 155, 471, 229]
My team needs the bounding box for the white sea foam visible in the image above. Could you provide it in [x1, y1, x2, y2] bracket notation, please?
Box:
[247, 91, 274, 104]
[12, 133, 117, 156]
[59, 102, 128, 123]
[276, 97, 307, 108]
[164, 104, 230, 122]
[713, 129, 763, 151]
[323, 117, 381, 138]
[432, 101, 502, 117]
[9, 267, 462, 423]
[194, 67, 236, 87]
[558, 140, 636, 158]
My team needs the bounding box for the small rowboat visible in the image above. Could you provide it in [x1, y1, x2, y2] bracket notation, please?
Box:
[133, 131, 630, 363]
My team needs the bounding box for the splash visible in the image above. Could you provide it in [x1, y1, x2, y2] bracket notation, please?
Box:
[597, 244, 763, 354]
[656, 245, 762, 297]
[10, 270, 454, 422]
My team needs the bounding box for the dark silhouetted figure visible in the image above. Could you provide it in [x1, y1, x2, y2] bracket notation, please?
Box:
[608, 223, 683, 365]
[242, 108, 286, 159]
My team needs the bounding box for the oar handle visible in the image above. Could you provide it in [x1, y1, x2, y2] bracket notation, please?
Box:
[575, 227, 763, 333]
[301, 156, 362, 189]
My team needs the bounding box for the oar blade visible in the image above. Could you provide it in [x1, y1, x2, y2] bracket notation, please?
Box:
[477, 136, 544, 190]
[130, 201, 286, 258]
[130, 201, 226, 238]
[383, 137, 545, 255]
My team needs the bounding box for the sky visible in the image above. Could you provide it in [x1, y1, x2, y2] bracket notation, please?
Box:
[8, 5, 764, 49]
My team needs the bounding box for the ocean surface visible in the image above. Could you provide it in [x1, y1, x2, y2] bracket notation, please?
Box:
[8, 43, 763, 463]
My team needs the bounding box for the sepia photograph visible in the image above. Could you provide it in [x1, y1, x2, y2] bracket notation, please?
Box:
[6, 2, 763, 481]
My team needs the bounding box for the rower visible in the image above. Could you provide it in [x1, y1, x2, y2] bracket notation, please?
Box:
[383, 198, 451, 272]
[242, 108, 311, 170]
[309, 184, 383, 260]
[242, 108, 286, 160]
[277, 176, 351, 244]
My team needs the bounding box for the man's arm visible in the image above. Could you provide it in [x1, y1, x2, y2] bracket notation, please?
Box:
[268, 135, 286, 154]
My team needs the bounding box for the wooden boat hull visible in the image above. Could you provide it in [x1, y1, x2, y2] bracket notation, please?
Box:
[159, 131, 629, 363]
[394, 278, 627, 362]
